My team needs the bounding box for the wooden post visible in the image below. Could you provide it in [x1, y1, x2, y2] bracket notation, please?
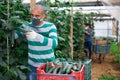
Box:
[80, 17, 85, 60]
[70, 0, 74, 59]
[30, 0, 36, 8]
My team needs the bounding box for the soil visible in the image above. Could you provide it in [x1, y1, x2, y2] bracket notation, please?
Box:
[91, 54, 120, 80]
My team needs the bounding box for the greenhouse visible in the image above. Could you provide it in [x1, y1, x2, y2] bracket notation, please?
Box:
[0, 0, 120, 80]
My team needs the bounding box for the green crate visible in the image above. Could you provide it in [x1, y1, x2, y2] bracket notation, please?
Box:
[85, 73, 92, 80]
[95, 44, 110, 54]
[82, 59, 92, 80]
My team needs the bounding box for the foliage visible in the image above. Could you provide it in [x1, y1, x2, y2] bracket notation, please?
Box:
[110, 42, 119, 54]
[110, 42, 120, 63]
[0, 0, 30, 79]
[47, 8, 71, 58]
[99, 75, 120, 80]
[114, 54, 120, 63]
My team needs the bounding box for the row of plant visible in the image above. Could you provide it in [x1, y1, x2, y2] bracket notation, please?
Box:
[99, 75, 120, 80]
[0, 0, 30, 80]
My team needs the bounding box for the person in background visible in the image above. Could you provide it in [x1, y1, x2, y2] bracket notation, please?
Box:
[84, 23, 93, 59]
[14, 4, 58, 76]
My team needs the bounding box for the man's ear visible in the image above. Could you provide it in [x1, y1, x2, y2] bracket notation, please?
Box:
[42, 14, 45, 19]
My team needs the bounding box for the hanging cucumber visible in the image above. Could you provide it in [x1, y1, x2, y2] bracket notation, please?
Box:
[11, 31, 14, 47]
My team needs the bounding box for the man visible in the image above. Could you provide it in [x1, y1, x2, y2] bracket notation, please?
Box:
[14, 5, 58, 74]
[84, 23, 93, 59]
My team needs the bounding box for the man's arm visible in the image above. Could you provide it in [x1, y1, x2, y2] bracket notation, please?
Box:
[26, 24, 58, 49]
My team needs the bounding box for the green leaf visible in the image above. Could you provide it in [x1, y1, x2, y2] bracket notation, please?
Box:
[0, 73, 4, 80]
[16, 68, 27, 80]
[17, 65, 29, 70]
[58, 36, 65, 41]
[0, 58, 7, 67]
[13, 11, 24, 15]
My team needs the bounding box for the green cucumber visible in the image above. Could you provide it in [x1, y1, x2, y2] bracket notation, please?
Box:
[72, 63, 78, 71]
[47, 67, 55, 73]
[45, 62, 50, 73]
[76, 61, 82, 71]
[62, 62, 69, 74]
[66, 64, 73, 74]
[53, 58, 62, 66]
[58, 67, 63, 74]
[53, 68, 59, 74]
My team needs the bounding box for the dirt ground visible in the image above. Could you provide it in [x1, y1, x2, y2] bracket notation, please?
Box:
[91, 54, 120, 80]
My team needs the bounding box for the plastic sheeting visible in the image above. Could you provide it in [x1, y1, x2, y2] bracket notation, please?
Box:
[102, 0, 120, 6]
[102, 0, 120, 21]
[102, 0, 120, 42]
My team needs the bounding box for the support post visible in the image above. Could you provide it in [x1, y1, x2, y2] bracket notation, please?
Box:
[70, 0, 74, 59]
[30, 0, 36, 8]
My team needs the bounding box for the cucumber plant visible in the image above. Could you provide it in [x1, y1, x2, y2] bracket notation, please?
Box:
[0, 0, 30, 80]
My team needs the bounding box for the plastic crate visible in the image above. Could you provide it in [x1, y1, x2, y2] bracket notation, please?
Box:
[82, 59, 92, 80]
[37, 62, 85, 80]
[29, 73, 74, 80]
[95, 44, 110, 54]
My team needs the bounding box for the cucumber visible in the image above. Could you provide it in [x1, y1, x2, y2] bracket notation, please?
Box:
[62, 62, 69, 74]
[57, 67, 63, 74]
[66, 64, 73, 74]
[45, 62, 50, 73]
[47, 67, 55, 73]
[53, 68, 59, 74]
[72, 63, 78, 71]
[53, 58, 62, 66]
[76, 61, 82, 71]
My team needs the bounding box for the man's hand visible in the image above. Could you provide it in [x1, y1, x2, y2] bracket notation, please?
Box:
[85, 30, 90, 35]
[25, 30, 37, 39]
[85, 27, 89, 30]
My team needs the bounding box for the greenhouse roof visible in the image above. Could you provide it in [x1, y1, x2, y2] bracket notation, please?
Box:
[23, 0, 120, 6]
[22, 0, 120, 20]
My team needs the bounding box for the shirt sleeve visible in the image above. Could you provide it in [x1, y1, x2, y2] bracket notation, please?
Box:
[28, 24, 58, 49]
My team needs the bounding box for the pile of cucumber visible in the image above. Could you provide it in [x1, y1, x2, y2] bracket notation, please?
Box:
[44, 58, 82, 74]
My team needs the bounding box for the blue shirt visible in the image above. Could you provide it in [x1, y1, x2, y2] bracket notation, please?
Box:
[85, 28, 93, 42]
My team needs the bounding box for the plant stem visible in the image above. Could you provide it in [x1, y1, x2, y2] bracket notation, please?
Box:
[7, 37, 9, 70]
